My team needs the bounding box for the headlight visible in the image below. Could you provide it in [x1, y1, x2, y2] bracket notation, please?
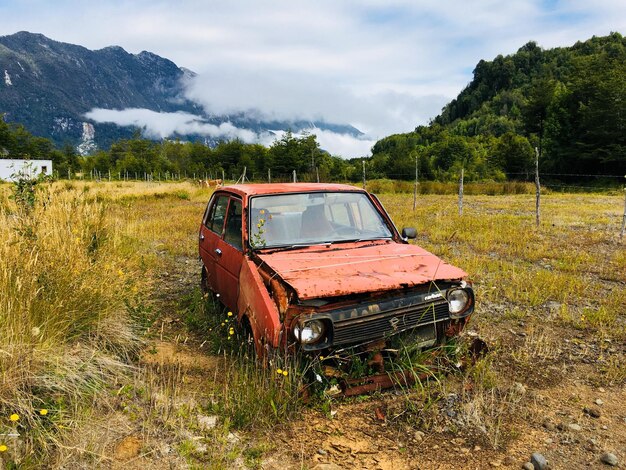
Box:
[447, 288, 470, 315]
[293, 319, 325, 344]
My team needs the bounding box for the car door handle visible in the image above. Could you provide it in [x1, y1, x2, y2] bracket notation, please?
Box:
[214, 248, 222, 256]
[199, 233, 205, 241]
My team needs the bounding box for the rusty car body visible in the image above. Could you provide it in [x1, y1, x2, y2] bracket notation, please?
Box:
[199, 183, 474, 373]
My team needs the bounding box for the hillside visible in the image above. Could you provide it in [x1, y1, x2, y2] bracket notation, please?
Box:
[372, 33, 626, 180]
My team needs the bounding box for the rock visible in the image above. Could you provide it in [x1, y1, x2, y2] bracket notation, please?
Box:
[489, 461, 501, 467]
[568, 423, 582, 432]
[598, 387, 606, 393]
[522, 463, 535, 470]
[227, 432, 240, 443]
[600, 453, 618, 466]
[595, 398, 604, 406]
[414, 430, 425, 442]
[316, 449, 327, 456]
[583, 407, 601, 418]
[531, 452, 548, 470]
[196, 414, 218, 431]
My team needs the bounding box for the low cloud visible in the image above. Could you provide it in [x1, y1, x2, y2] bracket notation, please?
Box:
[85, 108, 258, 142]
[85, 107, 376, 158]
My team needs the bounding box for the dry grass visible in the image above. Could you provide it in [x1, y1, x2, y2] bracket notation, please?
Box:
[1, 179, 624, 467]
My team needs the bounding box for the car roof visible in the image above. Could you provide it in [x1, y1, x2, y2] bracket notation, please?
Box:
[217, 183, 366, 198]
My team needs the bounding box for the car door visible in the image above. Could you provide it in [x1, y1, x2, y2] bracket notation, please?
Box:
[214, 197, 244, 312]
[199, 193, 229, 293]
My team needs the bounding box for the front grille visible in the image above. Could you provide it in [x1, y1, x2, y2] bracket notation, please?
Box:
[332, 301, 449, 345]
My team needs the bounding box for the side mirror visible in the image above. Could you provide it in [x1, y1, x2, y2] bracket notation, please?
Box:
[401, 227, 417, 239]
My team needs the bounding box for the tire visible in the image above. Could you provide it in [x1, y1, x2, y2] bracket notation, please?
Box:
[200, 265, 210, 295]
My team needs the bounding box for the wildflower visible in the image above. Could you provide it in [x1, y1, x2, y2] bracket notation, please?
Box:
[227, 311, 233, 317]
[282, 370, 288, 377]
[9, 414, 19, 422]
[319, 356, 325, 361]
[220, 322, 225, 327]
[229, 328, 235, 335]
[117, 270, 124, 277]
[39, 409, 48, 416]
[276, 368, 283, 375]
[260, 209, 265, 214]
[0, 444, 6, 452]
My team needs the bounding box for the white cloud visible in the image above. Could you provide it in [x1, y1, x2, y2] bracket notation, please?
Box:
[84, 108, 376, 158]
[84, 108, 258, 142]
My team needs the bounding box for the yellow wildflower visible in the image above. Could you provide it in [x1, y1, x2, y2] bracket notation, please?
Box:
[282, 370, 288, 377]
[117, 270, 124, 277]
[260, 209, 265, 214]
[0, 444, 7, 452]
[9, 414, 19, 422]
[276, 368, 283, 375]
[220, 322, 225, 327]
[227, 311, 233, 317]
[229, 328, 235, 335]
[39, 409, 48, 416]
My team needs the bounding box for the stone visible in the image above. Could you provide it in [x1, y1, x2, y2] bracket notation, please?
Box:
[600, 453, 618, 466]
[317, 449, 328, 456]
[530, 452, 548, 470]
[522, 463, 535, 470]
[196, 414, 218, 431]
[568, 423, 582, 432]
[595, 398, 604, 406]
[414, 431, 425, 442]
[583, 407, 601, 418]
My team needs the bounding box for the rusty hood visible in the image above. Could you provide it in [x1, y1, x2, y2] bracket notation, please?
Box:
[256, 241, 467, 300]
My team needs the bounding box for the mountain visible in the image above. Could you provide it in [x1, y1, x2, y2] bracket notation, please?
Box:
[370, 32, 626, 180]
[0, 32, 361, 154]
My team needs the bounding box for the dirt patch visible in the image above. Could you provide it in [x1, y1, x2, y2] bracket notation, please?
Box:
[114, 435, 142, 461]
[140, 340, 219, 370]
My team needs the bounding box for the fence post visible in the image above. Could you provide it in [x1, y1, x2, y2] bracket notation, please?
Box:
[293, 170, 297, 183]
[362, 160, 366, 189]
[619, 176, 626, 241]
[413, 155, 419, 211]
[222, 169, 225, 184]
[458, 167, 464, 216]
[535, 147, 541, 228]
[316, 167, 320, 183]
[268, 168, 271, 183]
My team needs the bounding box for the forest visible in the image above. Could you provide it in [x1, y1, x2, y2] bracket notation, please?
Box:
[0, 33, 624, 184]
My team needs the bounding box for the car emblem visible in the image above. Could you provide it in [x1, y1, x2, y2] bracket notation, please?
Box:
[389, 317, 400, 330]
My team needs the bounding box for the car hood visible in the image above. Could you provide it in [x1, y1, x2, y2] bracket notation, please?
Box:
[256, 241, 467, 300]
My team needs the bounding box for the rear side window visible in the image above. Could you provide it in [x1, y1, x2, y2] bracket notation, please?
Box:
[224, 199, 243, 250]
[206, 195, 229, 235]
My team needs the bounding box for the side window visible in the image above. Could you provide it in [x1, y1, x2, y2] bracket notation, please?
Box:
[224, 199, 243, 250]
[207, 196, 229, 235]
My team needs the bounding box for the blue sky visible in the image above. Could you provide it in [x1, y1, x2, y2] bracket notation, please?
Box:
[0, 0, 624, 156]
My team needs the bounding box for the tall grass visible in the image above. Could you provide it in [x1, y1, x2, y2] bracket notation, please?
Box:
[0, 183, 140, 464]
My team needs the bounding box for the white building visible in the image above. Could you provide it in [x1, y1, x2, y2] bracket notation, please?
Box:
[0, 159, 53, 182]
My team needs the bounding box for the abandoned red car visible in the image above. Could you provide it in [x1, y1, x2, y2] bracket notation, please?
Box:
[199, 183, 474, 359]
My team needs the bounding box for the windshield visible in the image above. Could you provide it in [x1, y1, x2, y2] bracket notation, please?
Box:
[249, 191, 393, 248]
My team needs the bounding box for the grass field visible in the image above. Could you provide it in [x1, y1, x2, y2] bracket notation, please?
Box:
[0, 180, 624, 468]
